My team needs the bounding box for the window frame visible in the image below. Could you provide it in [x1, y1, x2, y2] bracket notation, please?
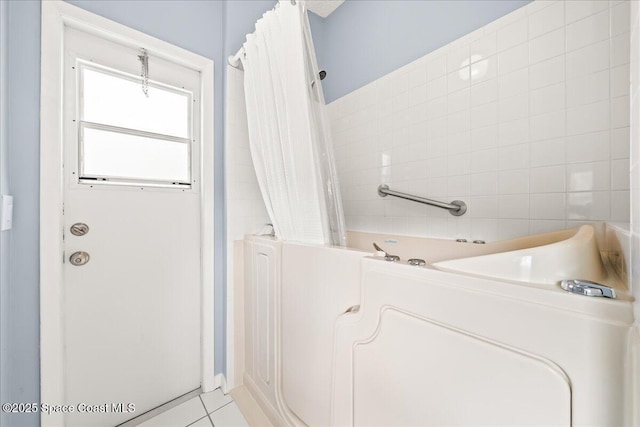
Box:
[76, 60, 195, 188]
[62, 25, 202, 193]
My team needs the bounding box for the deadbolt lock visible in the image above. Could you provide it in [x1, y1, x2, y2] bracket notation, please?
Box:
[69, 251, 90, 266]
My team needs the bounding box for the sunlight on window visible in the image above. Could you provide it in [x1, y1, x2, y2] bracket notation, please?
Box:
[78, 64, 193, 186]
[83, 127, 190, 183]
[82, 67, 190, 138]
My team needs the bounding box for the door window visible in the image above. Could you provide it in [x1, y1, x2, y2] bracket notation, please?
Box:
[78, 63, 193, 186]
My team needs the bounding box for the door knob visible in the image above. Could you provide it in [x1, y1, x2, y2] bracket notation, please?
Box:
[69, 251, 90, 266]
[70, 223, 89, 236]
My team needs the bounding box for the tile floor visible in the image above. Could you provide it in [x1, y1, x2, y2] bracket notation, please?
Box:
[136, 389, 249, 427]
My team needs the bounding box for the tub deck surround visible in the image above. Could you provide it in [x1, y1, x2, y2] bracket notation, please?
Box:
[349, 225, 621, 287]
[367, 255, 634, 323]
[431, 224, 609, 286]
[347, 226, 600, 264]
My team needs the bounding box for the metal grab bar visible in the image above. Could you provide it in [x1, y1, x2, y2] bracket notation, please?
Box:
[377, 184, 467, 216]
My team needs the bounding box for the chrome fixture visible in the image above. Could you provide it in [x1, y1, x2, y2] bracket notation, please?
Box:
[260, 223, 276, 238]
[311, 70, 327, 88]
[560, 279, 616, 299]
[456, 239, 468, 243]
[373, 242, 400, 262]
[138, 48, 149, 97]
[70, 223, 89, 236]
[473, 240, 486, 244]
[377, 184, 467, 216]
[408, 258, 426, 266]
[69, 251, 90, 266]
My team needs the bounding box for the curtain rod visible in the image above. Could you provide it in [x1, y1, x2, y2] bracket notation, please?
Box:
[228, 0, 298, 70]
[228, 48, 244, 69]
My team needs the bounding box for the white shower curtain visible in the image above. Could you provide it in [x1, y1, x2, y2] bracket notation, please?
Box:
[240, 0, 346, 246]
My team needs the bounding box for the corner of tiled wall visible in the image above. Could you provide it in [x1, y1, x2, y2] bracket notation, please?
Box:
[226, 67, 270, 242]
[329, 0, 631, 244]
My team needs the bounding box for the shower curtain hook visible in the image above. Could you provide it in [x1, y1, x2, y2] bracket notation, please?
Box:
[291, 0, 296, 4]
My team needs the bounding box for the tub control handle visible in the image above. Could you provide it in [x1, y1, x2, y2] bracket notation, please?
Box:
[560, 279, 616, 299]
[373, 243, 400, 262]
[344, 305, 360, 314]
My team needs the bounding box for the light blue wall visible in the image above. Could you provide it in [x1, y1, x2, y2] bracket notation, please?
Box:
[2, 1, 41, 425]
[224, 0, 276, 59]
[317, 0, 532, 102]
[308, 11, 325, 75]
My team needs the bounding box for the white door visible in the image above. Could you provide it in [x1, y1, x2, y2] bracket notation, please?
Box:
[62, 27, 202, 426]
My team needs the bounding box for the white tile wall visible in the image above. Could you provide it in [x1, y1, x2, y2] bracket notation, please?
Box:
[329, 0, 631, 243]
[226, 67, 270, 241]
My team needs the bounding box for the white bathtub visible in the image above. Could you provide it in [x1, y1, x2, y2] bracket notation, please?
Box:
[240, 226, 635, 426]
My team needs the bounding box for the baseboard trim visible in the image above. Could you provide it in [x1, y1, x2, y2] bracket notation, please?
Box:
[243, 374, 286, 426]
[230, 385, 276, 427]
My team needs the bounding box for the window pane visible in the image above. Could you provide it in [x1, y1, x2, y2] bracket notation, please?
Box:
[82, 127, 190, 183]
[82, 67, 190, 138]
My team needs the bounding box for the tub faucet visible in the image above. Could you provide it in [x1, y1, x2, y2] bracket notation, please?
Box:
[373, 242, 400, 262]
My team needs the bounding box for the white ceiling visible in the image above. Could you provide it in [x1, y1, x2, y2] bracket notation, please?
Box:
[305, 0, 346, 18]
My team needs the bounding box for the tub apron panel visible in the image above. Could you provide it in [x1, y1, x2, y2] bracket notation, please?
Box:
[280, 243, 366, 426]
[331, 259, 632, 426]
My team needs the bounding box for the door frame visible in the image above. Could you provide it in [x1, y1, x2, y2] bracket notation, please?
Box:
[40, 2, 215, 425]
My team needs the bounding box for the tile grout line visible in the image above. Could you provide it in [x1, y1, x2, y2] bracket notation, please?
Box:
[117, 388, 202, 427]
[211, 400, 234, 414]
[185, 414, 213, 427]
[198, 395, 216, 427]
